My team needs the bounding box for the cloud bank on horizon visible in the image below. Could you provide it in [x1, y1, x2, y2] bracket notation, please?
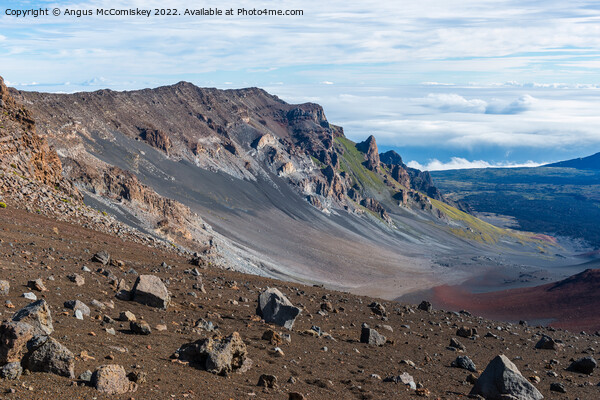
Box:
[1, 0, 600, 169]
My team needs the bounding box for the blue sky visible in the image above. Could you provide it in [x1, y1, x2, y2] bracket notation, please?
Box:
[1, 0, 600, 169]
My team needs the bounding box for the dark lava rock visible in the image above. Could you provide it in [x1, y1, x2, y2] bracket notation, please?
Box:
[258, 374, 278, 388]
[25, 336, 75, 378]
[130, 320, 152, 335]
[457, 326, 476, 338]
[535, 335, 561, 350]
[451, 355, 477, 372]
[417, 301, 432, 312]
[567, 356, 597, 375]
[368, 302, 387, 316]
[550, 382, 567, 393]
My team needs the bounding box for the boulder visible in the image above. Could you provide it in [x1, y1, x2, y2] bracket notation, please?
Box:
[457, 326, 476, 338]
[449, 338, 466, 351]
[257, 288, 301, 330]
[92, 250, 110, 265]
[417, 301, 432, 312]
[535, 335, 561, 350]
[0, 280, 9, 295]
[12, 300, 54, 336]
[567, 356, 597, 375]
[27, 279, 47, 292]
[0, 321, 34, 364]
[0, 362, 22, 380]
[470, 354, 543, 400]
[67, 273, 85, 286]
[368, 302, 387, 316]
[64, 300, 90, 317]
[131, 275, 170, 309]
[25, 337, 75, 378]
[91, 364, 132, 394]
[451, 355, 477, 372]
[258, 374, 278, 388]
[360, 327, 386, 346]
[383, 372, 416, 389]
[173, 332, 247, 375]
[130, 320, 152, 335]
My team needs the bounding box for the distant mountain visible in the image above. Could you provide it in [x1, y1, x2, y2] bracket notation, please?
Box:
[545, 152, 600, 170]
[431, 165, 600, 248]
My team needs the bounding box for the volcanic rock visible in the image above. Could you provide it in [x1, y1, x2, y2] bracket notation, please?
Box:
[0, 320, 34, 364]
[131, 275, 171, 309]
[567, 356, 597, 375]
[130, 320, 152, 335]
[64, 300, 91, 317]
[258, 374, 278, 388]
[360, 326, 386, 346]
[25, 336, 75, 378]
[449, 337, 466, 351]
[67, 273, 85, 286]
[0, 280, 9, 295]
[457, 326, 476, 338]
[550, 382, 567, 393]
[257, 288, 301, 330]
[27, 278, 47, 292]
[12, 299, 54, 336]
[173, 332, 248, 375]
[0, 362, 22, 380]
[417, 301, 432, 312]
[91, 364, 132, 394]
[451, 355, 477, 372]
[92, 250, 111, 265]
[535, 335, 561, 350]
[356, 135, 381, 172]
[470, 354, 543, 400]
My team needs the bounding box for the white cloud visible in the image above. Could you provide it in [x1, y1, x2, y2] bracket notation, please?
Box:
[320, 81, 334, 85]
[422, 93, 535, 114]
[407, 158, 543, 171]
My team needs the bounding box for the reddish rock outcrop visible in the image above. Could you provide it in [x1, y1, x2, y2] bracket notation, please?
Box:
[0, 76, 63, 186]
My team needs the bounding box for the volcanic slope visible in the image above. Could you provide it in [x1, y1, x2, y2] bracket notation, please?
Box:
[10, 80, 585, 298]
[433, 265, 600, 332]
[0, 207, 600, 399]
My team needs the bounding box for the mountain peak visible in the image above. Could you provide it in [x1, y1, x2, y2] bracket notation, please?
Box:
[545, 152, 600, 170]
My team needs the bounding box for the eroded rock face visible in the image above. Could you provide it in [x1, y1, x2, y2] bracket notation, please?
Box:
[0, 320, 34, 364]
[92, 364, 132, 394]
[470, 354, 543, 400]
[12, 299, 54, 336]
[0, 76, 63, 186]
[356, 135, 380, 172]
[257, 288, 301, 330]
[132, 275, 171, 309]
[174, 332, 248, 375]
[25, 336, 75, 378]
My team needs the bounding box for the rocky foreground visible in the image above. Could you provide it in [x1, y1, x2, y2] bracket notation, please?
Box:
[0, 208, 599, 399]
